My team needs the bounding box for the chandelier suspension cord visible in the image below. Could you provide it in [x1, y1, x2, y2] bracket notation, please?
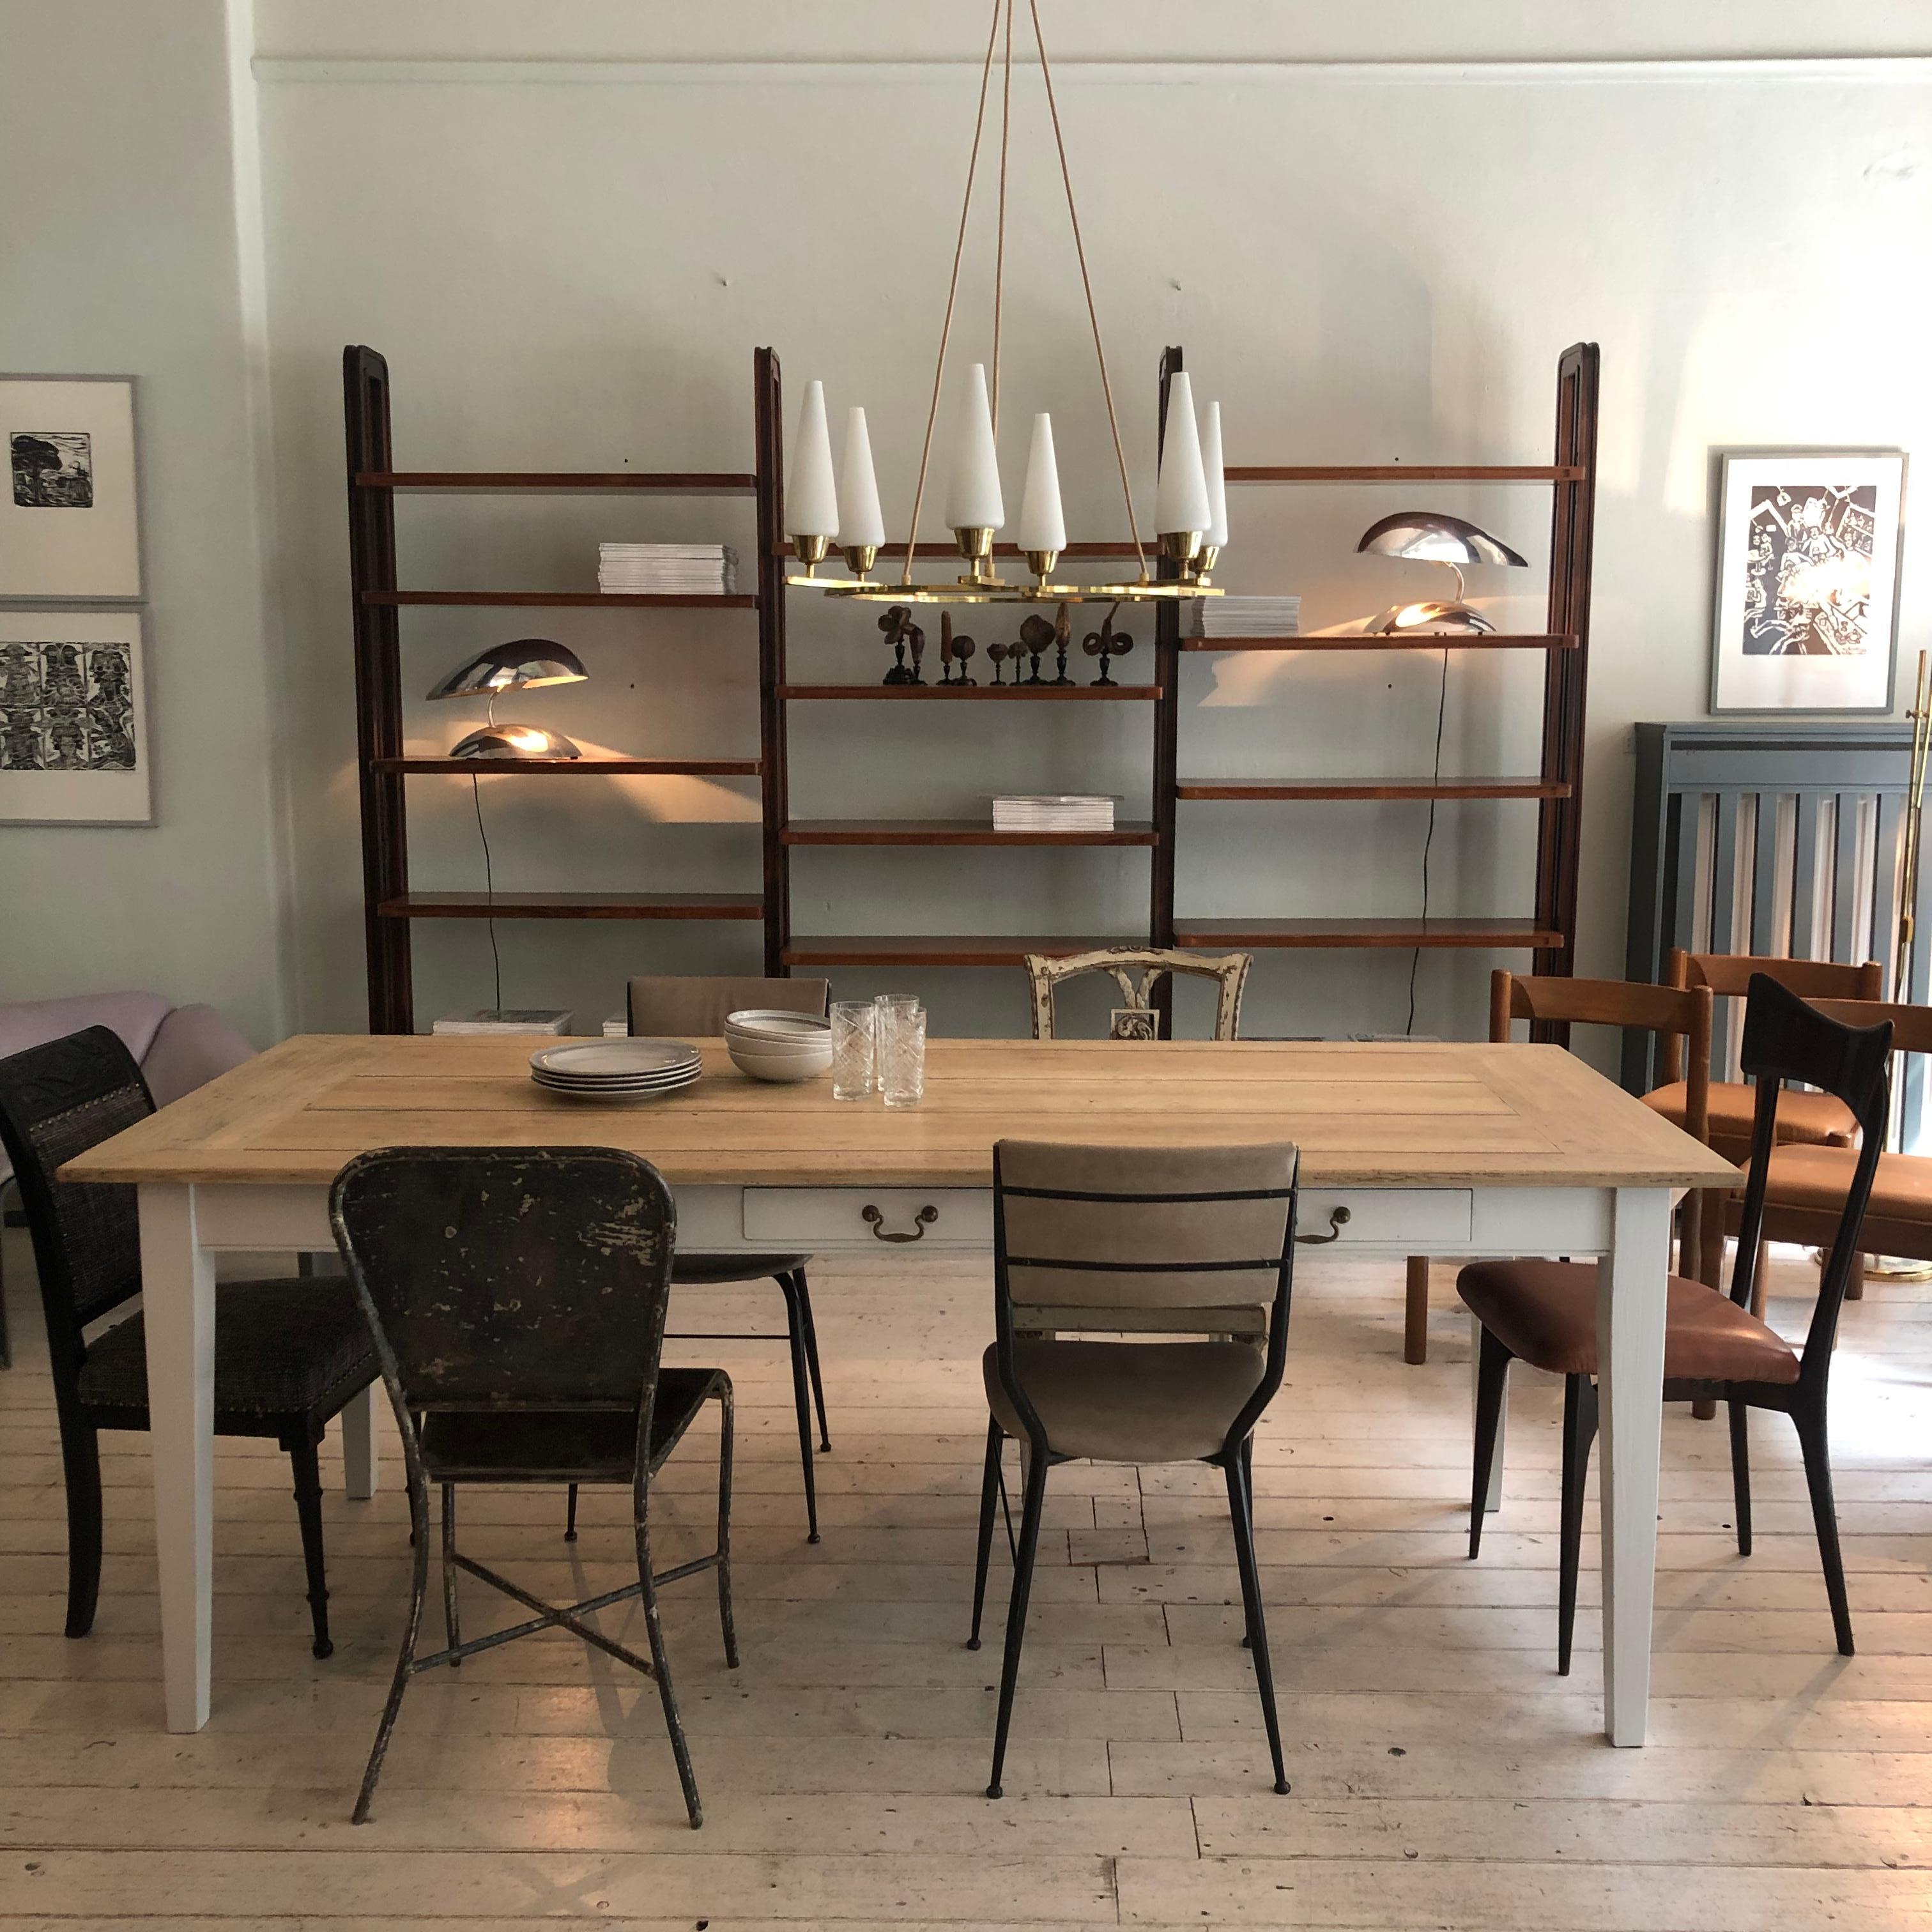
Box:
[992, 0, 1014, 434]
[1026, 0, 1147, 581]
[901, 0, 1005, 588]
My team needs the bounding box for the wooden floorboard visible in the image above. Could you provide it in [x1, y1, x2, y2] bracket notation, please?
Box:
[2, 1229, 1931, 1924]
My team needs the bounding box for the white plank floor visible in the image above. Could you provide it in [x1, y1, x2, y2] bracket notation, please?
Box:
[3, 1221, 1931, 1928]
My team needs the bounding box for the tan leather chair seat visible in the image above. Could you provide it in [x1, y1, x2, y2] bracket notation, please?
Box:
[1644, 1078, 1856, 1153]
[1765, 1144, 1932, 1221]
[981, 1337, 1267, 1463]
[1456, 1259, 1799, 1384]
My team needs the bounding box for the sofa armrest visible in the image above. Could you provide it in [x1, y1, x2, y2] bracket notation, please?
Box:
[140, 1003, 256, 1108]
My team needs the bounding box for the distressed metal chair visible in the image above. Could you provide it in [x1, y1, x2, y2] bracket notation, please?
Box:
[1459, 975, 1889, 1671]
[1024, 947, 1250, 1041]
[331, 1146, 735, 1828]
[969, 1139, 1300, 1798]
[0, 1026, 375, 1658]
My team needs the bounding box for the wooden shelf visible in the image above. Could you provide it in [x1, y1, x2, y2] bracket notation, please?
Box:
[363, 590, 757, 610]
[781, 539, 1149, 560]
[1227, 464, 1584, 484]
[785, 933, 1142, 967]
[779, 683, 1162, 701]
[1177, 777, 1569, 802]
[356, 470, 757, 494]
[1174, 917, 1564, 951]
[378, 891, 764, 921]
[783, 819, 1157, 847]
[1181, 633, 1575, 653]
[378, 757, 762, 777]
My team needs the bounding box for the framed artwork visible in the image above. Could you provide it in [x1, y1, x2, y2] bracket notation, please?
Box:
[1709, 448, 1908, 715]
[0, 608, 152, 825]
[0, 375, 143, 600]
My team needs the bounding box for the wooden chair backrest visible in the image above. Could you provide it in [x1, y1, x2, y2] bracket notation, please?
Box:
[1025, 947, 1250, 1041]
[1806, 997, 1932, 1057]
[1671, 951, 1883, 1003]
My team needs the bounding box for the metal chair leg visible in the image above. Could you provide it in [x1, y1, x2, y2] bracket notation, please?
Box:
[59, 1413, 103, 1638]
[716, 1381, 739, 1669]
[564, 1483, 579, 1542]
[288, 1430, 333, 1660]
[440, 1482, 461, 1666]
[1793, 1401, 1855, 1657]
[967, 1414, 1002, 1650]
[1469, 1326, 1511, 1559]
[636, 1516, 704, 1828]
[778, 1273, 821, 1543]
[1728, 1399, 1753, 1557]
[1238, 1439, 1257, 1647]
[354, 1483, 429, 1824]
[986, 1448, 1048, 1800]
[1225, 1443, 1289, 1793]
[1556, 1374, 1598, 1677]
[792, 1266, 832, 1452]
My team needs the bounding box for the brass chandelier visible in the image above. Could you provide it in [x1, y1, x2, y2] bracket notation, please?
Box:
[783, 0, 1225, 606]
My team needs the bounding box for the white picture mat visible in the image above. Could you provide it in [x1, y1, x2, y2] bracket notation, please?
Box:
[0, 606, 153, 825]
[1710, 450, 1906, 715]
[0, 376, 142, 599]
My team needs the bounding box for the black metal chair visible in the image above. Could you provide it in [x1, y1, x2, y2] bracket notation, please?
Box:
[330, 1145, 736, 1828]
[1459, 973, 1890, 1670]
[970, 1138, 1301, 1799]
[0, 1025, 375, 1657]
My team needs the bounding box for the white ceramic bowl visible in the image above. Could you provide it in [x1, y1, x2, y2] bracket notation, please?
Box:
[725, 1008, 830, 1043]
[723, 1031, 827, 1057]
[728, 1037, 832, 1083]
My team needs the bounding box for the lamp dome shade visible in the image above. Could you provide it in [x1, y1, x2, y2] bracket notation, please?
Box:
[1355, 512, 1526, 569]
[426, 640, 588, 702]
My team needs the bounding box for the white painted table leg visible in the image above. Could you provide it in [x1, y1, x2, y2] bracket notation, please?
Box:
[1597, 1185, 1672, 1747]
[341, 1383, 379, 1500]
[1469, 1309, 1505, 1512]
[138, 1184, 215, 1733]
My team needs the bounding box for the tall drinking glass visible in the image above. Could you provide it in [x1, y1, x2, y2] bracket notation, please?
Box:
[876, 995, 927, 1108]
[830, 999, 877, 1100]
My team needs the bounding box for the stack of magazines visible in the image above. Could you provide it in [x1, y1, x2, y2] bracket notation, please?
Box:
[1184, 594, 1301, 638]
[431, 1009, 573, 1036]
[599, 542, 739, 594]
[992, 794, 1116, 832]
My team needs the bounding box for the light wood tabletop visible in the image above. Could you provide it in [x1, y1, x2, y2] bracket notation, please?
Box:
[66, 1033, 1738, 1192]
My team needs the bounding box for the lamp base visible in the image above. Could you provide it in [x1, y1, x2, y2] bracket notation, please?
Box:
[451, 724, 581, 760]
[1371, 599, 1496, 636]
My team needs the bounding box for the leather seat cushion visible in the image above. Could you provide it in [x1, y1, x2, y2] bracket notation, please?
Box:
[1456, 1259, 1800, 1384]
[1644, 1079, 1856, 1152]
[982, 1338, 1267, 1463]
[1765, 1144, 1932, 1223]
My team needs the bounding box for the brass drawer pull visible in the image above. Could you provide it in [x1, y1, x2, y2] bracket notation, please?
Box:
[863, 1203, 939, 1243]
[1295, 1205, 1351, 1246]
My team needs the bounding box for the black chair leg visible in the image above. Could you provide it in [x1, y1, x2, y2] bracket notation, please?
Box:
[1225, 1443, 1289, 1793]
[967, 1414, 1002, 1650]
[1728, 1399, 1753, 1558]
[564, 1482, 579, 1542]
[986, 1448, 1048, 1800]
[1793, 1401, 1855, 1657]
[715, 1381, 739, 1669]
[440, 1482, 461, 1667]
[1239, 1441, 1257, 1648]
[637, 1516, 704, 1828]
[59, 1415, 103, 1638]
[288, 1430, 333, 1660]
[778, 1273, 821, 1543]
[1469, 1325, 1512, 1559]
[792, 1266, 832, 1453]
[355, 1482, 429, 1824]
[1556, 1373, 1598, 1678]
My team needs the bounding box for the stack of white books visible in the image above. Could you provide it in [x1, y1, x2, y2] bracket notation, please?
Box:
[599, 542, 739, 594]
[992, 794, 1117, 832]
[432, 1009, 574, 1036]
[602, 1013, 629, 1039]
[1184, 595, 1301, 638]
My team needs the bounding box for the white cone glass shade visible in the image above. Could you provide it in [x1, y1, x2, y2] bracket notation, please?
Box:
[1156, 371, 1212, 539]
[836, 406, 885, 549]
[1018, 414, 1066, 555]
[785, 379, 839, 540]
[944, 363, 1005, 532]
[1200, 400, 1229, 548]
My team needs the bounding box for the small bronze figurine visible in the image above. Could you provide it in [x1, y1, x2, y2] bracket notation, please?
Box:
[1018, 613, 1055, 686]
[880, 604, 925, 686]
[1050, 601, 1075, 686]
[1083, 606, 1135, 686]
[939, 611, 978, 686]
[986, 640, 1012, 686]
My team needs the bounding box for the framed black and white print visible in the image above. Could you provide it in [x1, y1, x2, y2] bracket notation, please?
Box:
[1709, 448, 1908, 714]
[0, 608, 152, 824]
[0, 376, 142, 600]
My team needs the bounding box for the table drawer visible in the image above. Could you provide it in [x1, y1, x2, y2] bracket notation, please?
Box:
[742, 1186, 993, 1248]
[1298, 1190, 1473, 1249]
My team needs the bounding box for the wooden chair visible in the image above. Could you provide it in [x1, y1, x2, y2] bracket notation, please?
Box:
[1024, 946, 1250, 1041]
[331, 1146, 735, 1827]
[1403, 971, 1715, 1365]
[970, 1138, 1301, 1799]
[0, 1027, 376, 1657]
[1459, 974, 1889, 1669]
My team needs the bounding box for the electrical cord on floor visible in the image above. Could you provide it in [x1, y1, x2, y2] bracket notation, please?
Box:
[1406, 646, 1450, 1036]
[471, 771, 503, 1014]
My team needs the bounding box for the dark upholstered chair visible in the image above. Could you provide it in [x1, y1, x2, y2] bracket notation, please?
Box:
[0, 1027, 375, 1657]
[971, 1139, 1300, 1800]
[331, 1146, 735, 1828]
[1459, 976, 1890, 1672]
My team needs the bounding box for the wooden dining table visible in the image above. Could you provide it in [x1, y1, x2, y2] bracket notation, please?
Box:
[66, 1031, 1736, 1744]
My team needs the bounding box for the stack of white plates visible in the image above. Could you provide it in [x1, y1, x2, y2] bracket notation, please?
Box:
[724, 1009, 832, 1083]
[529, 1038, 702, 1101]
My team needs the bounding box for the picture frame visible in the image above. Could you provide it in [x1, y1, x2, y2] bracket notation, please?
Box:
[1708, 448, 1908, 716]
[0, 374, 143, 601]
[0, 606, 153, 825]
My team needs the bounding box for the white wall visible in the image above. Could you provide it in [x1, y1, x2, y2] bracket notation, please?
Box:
[0, 0, 291, 1044]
